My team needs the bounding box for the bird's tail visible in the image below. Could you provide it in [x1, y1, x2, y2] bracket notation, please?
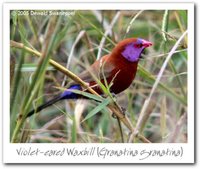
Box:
[26, 95, 63, 118]
[26, 84, 82, 118]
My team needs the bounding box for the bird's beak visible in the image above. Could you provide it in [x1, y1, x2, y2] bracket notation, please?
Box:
[142, 40, 153, 48]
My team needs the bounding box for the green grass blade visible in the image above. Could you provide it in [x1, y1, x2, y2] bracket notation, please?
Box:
[81, 98, 111, 123]
[138, 65, 187, 105]
[162, 10, 169, 41]
[169, 60, 187, 98]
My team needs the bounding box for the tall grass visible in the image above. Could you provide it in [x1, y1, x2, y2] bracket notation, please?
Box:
[10, 10, 188, 143]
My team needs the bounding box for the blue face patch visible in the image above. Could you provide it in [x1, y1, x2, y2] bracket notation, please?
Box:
[121, 38, 144, 62]
[137, 38, 143, 44]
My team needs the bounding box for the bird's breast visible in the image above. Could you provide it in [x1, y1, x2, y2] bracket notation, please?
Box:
[108, 61, 138, 94]
[88, 56, 138, 95]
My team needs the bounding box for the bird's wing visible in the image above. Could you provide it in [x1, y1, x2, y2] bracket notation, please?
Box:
[78, 54, 116, 83]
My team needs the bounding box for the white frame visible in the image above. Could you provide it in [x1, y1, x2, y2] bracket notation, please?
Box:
[3, 2, 194, 163]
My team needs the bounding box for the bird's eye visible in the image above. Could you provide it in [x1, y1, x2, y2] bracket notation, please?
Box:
[134, 44, 143, 48]
[138, 44, 143, 48]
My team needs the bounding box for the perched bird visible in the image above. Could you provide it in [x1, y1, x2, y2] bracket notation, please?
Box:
[26, 38, 152, 118]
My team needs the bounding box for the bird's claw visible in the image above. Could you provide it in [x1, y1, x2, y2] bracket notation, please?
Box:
[111, 106, 126, 119]
[120, 107, 126, 115]
[111, 92, 117, 98]
[101, 92, 117, 100]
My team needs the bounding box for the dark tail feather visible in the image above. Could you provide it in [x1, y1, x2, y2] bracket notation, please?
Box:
[26, 95, 63, 118]
[26, 85, 84, 118]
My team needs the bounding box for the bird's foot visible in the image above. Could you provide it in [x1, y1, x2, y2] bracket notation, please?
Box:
[101, 92, 117, 100]
[120, 107, 126, 115]
[111, 106, 126, 119]
[110, 92, 117, 98]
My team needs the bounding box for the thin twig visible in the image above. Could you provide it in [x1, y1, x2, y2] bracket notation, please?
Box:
[145, 49, 187, 59]
[125, 10, 144, 37]
[146, 30, 188, 104]
[92, 10, 112, 36]
[97, 11, 120, 60]
[10, 40, 99, 96]
[116, 117, 124, 143]
[61, 30, 86, 86]
[169, 112, 187, 143]
[128, 30, 188, 143]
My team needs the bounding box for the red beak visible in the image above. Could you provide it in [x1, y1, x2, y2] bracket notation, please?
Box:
[142, 40, 153, 48]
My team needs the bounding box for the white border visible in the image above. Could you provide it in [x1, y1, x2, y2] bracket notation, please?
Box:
[3, 2, 194, 10]
[3, 2, 194, 163]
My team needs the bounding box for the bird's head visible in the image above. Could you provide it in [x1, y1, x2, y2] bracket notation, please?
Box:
[114, 38, 152, 62]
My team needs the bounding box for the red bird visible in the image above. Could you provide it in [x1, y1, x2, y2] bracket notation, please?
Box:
[26, 38, 152, 118]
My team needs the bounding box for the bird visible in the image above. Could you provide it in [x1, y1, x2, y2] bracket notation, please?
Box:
[26, 37, 152, 118]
